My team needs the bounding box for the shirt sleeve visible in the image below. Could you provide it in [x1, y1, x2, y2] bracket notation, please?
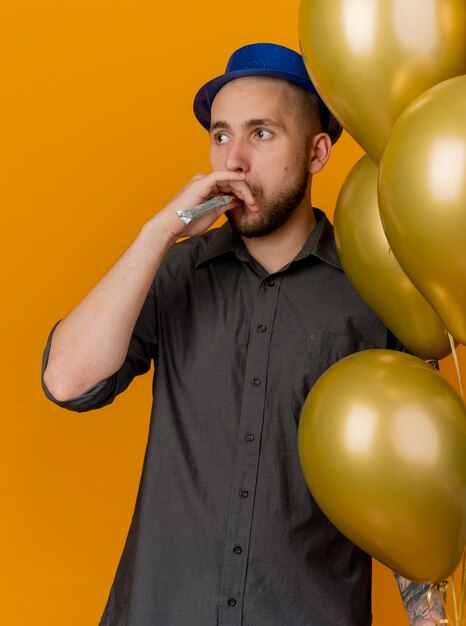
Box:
[41, 283, 157, 413]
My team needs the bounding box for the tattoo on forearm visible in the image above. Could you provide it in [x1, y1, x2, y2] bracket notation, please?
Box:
[394, 572, 446, 624]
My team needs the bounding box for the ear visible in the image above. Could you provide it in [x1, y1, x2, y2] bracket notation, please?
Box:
[308, 132, 332, 174]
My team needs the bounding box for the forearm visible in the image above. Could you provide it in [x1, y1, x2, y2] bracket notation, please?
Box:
[43, 170, 253, 402]
[43, 217, 174, 401]
[394, 572, 446, 625]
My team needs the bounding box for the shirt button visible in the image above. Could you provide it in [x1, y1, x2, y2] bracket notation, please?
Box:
[228, 598, 237, 607]
[257, 324, 267, 333]
[266, 278, 275, 287]
[251, 377, 261, 386]
[240, 489, 249, 498]
[245, 432, 255, 442]
[233, 545, 243, 554]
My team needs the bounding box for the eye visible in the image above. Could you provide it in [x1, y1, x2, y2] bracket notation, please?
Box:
[214, 132, 230, 144]
[255, 129, 273, 140]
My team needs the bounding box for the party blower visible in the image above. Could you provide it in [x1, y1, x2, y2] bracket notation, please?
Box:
[177, 194, 235, 225]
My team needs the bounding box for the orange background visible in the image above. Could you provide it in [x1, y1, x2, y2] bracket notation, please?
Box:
[1, 1, 464, 624]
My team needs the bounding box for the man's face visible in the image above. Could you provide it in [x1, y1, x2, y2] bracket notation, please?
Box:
[209, 77, 313, 238]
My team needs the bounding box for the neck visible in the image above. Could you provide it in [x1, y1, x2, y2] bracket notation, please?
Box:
[241, 200, 317, 275]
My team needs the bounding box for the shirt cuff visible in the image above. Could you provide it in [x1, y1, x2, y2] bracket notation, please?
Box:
[41, 321, 117, 412]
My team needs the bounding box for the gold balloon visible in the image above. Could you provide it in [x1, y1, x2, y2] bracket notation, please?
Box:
[334, 155, 451, 360]
[299, 0, 466, 162]
[379, 76, 466, 345]
[298, 350, 466, 583]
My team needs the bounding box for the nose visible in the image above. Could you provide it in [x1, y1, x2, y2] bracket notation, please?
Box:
[224, 139, 250, 173]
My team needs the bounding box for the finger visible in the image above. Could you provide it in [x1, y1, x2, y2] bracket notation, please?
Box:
[190, 173, 207, 182]
[217, 180, 257, 207]
[205, 171, 248, 193]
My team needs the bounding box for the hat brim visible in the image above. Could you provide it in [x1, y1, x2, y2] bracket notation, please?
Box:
[193, 69, 343, 144]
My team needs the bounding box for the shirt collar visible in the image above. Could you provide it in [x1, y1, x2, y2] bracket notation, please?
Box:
[195, 208, 342, 271]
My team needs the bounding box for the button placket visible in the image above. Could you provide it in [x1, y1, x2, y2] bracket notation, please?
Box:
[218, 274, 282, 625]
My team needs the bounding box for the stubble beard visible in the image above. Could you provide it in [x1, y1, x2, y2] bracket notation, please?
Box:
[226, 164, 310, 238]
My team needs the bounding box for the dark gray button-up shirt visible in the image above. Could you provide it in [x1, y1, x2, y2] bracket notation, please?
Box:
[42, 210, 403, 625]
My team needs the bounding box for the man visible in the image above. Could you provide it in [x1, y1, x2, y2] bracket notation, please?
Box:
[42, 43, 444, 625]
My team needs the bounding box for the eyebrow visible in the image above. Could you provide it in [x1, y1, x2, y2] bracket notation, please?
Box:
[209, 118, 285, 133]
[210, 120, 231, 132]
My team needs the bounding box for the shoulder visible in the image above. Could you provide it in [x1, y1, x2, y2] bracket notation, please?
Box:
[157, 229, 219, 279]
